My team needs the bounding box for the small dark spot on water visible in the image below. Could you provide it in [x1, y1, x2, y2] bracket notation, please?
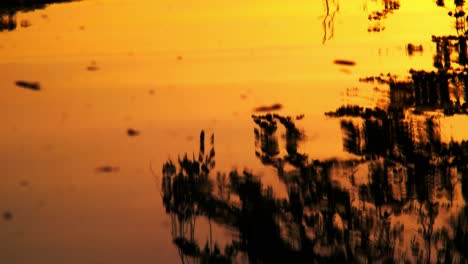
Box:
[149, 89, 155, 95]
[37, 200, 46, 208]
[127, 128, 140, 136]
[240, 94, 247, 100]
[87, 61, 99, 71]
[186, 136, 194, 141]
[79, 25, 85, 30]
[15, 81, 41, 91]
[333, 59, 356, 66]
[177, 55, 183, 61]
[3, 211, 12, 221]
[253, 103, 283, 112]
[20, 19, 32, 28]
[19, 180, 30, 187]
[41, 14, 48, 19]
[95, 166, 120, 173]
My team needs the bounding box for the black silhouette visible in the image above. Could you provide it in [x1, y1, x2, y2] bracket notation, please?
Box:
[15, 80, 40, 91]
[0, 0, 75, 32]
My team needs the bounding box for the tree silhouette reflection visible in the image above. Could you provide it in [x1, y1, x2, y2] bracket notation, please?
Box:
[159, 1, 468, 263]
[0, 0, 74, 31]
[160, 106, 468, 263]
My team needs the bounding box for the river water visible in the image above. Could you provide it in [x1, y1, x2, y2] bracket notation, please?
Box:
[1, 0, 467, 263]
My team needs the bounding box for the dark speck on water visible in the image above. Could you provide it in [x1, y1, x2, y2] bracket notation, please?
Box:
[20, 19, 32, 28]
[254, 103, 283, 112]
[95, 166, 120, 173]
[333, 59, 356, 66]
[15, 81, 41, 91]
[127, 128, 140, 136]
[87, 61, 99, 71]
[19, 180, 30, 187]
[3, 211, 12, 221]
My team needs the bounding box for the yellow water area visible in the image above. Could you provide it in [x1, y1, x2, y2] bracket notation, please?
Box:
[0, 0, 461, 263]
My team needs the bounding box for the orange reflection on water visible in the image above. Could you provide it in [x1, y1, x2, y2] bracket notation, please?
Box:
[1, 0, 468, 263]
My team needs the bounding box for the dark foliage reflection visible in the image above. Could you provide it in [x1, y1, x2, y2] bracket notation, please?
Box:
[160, 2, 468, 263]
[161, 104, 468, 263]
[0, 0, 75, 31]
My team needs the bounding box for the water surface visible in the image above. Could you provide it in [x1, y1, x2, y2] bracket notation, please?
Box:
[1, 0, 467, 263]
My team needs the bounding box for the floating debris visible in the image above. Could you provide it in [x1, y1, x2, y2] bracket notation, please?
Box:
[296, 114, 305, 120]
[127, 128, 140, 136]
[149, 89, 155, 95]
[15, 81, 41, 91]
[240, 94, 247, 100]
[253, 103, 283, 112]
[333, 59, 356, 66]
[95, 166, 120, 173]
[78, 25, 85, 30]
[177, 55, 183, 61]
[3, 211, 12, 221]
[20, 19, 32, 28]
[86, 61, 99, 71]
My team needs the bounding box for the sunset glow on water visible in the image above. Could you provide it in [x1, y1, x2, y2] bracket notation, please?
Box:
[1, 1, 468, 263]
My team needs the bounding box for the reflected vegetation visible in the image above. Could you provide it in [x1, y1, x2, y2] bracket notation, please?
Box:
[322, 0, 339, 44]
[0, 0, 75, 31]
[161, 1, 468, 263]
[366, 0, 400, 32]
[161, 111, 468, 263]
[322, 0, 401, 44]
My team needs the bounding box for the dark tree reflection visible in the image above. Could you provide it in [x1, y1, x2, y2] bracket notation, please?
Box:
[159, 1, 468, 263]
[160, 109, 468, 263]
[367, 0, 400, 33]
[0, 0, 74, 31]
